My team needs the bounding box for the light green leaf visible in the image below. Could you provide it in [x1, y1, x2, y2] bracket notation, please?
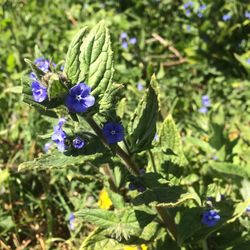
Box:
[80, 228, 125, 250]
[78, 21, 114, 98]
[64, 27, 88, 83]
[208, 162, 250, 179]
[18, 151, 102, 171]
[128, 75, 159, 153]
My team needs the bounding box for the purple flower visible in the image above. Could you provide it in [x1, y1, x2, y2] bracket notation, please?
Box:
[199, 5, 206, 11]
[65, 83, 95, 113]
[34, 57, 51, 73]
[129, 37, 137, 45]
[246, 205, 250, 212]
[102, 122, 124, 144]
[31, 81, 47, 102]
[202, 210, 220, 227]
[128, 176, 146, 193]
[29, 57, 54, 81]
[183, 1, 193, 9]
[245, 11, 250, 19]
[122, 41, 128, 49]
[69, 213, 75, 230]
[73, 136, 85, 149]
[199, 107, 208, 114]
[44, 142, 52, 153]
[197, 12, 203, 18]
[120, 32, 127, 40]
[186, 9, 191, 16]
[222, 13, 232, 21]
[202, 95, 210, 107]
[137, 82, 144, 91]
[51, 118, 67, 152]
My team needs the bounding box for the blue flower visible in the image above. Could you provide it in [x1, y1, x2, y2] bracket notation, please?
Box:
[245, 11, 250, 19]
[202, 95, 210, 107]
[65, 83, 95, 113]
[31, 81, 47, 102]
[120, 32, 127, 40]
[73, 136, 85, 149]
[199, 5, 206, 11]
[102, 122, 124, 144]
[34, 57, 51, 73]
[197, 12, 203, 18]
[137, 82, 144, 91]
[44, 142, 52, 153]
[202, 210, 220, 227]
[183, 1, 193, 9]
[51, 118, 67, 152]
[222, 13, 232, 21]
[246, 58, 250, 64]
[30, 57, 54, 81]
[69, 213, 75, 230]
[246, 205, 250, 212]
[199, 107, 208, 114]
[185, 9, 191, 16]
[129, 37, 137, 45]
[122, 41, 128, 49]
[128, 176, 146, 193]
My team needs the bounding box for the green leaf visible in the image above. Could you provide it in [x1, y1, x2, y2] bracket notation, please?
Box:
[80, 228, 125, 250]
[128, 75, 159, 153]
[208, 162, 250, 179]
[133, 186, 195, 207]
[227, 199, 250, 223]
[78, 21, 114, 98]
[18, 150, 103, 171]
[149, 115, 187, 175]
[76, 209, 119, 228]
[177, 207, 203, 245]
[64, 27, 88, 83]
[76, 208, 155, 241]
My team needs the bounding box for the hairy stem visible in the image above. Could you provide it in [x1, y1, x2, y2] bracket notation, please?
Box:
[156, 207, 177, 241]
[85, 116, 140, 175]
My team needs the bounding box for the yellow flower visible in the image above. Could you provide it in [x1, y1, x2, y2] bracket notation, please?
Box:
[98, 188, 112, 210]
[123, 244, 148, 250]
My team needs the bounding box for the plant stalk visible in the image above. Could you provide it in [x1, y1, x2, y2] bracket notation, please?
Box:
[156, 206, 177, 241]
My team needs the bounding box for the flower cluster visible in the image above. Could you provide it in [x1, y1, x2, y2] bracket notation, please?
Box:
[102, 122, 124, 144]
[51, 118, 86, 152]
[120, 32, 137, 49]
[51, 118, 67, 152]
[183, 1, 206, 18]
[30, 57, 55, 103]
[201, 210, 221, 227]
[199, 95, 211, 114]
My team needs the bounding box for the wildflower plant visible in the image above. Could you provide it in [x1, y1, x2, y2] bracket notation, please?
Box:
[19, 21, 250, 249]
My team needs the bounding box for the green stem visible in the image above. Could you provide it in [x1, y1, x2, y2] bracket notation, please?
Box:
[202, 239, 209, 250]
[149, 150, 157, 173]
[155, 206, 177, 241]
[85, 117, 140, 176]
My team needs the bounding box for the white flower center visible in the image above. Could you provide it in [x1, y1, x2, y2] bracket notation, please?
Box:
[110, 130, 116, 135]
[75, 95, 82, 101]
